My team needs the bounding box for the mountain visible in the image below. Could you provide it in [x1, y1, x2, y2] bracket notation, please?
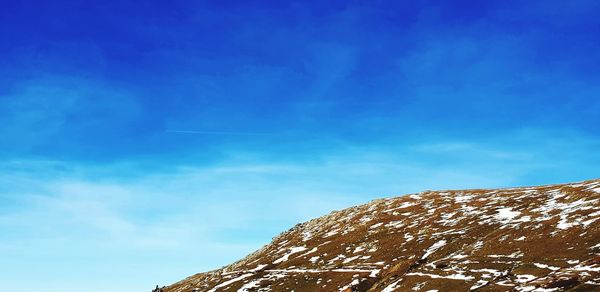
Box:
[163, 179, 600, 292]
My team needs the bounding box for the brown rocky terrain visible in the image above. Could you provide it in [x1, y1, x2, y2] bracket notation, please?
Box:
[164, 179, 600, 291]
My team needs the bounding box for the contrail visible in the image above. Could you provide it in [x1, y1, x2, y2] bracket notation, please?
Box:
[166, 130, 273, 136]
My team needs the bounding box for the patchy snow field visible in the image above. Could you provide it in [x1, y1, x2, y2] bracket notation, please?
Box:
[165, 179, 600, 291]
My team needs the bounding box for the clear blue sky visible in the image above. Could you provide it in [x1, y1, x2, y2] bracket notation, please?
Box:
[1, 1, 599, 291]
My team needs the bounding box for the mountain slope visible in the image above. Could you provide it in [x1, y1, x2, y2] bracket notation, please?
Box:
[164, 179, 600, 291]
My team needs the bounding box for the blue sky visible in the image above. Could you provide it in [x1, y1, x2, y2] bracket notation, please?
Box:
[1, 1, 600, 291]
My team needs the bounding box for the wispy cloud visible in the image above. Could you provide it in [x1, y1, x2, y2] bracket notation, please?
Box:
[0, 76, 141, 157]
[1, 127, 599, 291]
[2, 126, 599, 289]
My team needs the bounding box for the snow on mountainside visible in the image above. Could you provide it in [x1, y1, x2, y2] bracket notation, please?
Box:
[163, 179, 600, 292]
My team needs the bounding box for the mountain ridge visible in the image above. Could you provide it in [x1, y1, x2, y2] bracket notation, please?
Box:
[163, 178, 600, 292]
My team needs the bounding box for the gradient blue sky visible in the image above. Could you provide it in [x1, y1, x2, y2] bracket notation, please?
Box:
[1, 1, 600, 291]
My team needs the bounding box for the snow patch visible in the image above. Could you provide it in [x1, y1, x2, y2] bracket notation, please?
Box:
[533, 263, 560, 271]
[237, 279, 262, 292]
[208, 273, 253, 292]
[406, 272, 475, 281]
[273, 246, 308, 264]
[421, 240, 447, 260]
[496, 207, 520, 221]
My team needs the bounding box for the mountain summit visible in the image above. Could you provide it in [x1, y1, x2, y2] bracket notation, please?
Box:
[164, 179, 600, 291]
